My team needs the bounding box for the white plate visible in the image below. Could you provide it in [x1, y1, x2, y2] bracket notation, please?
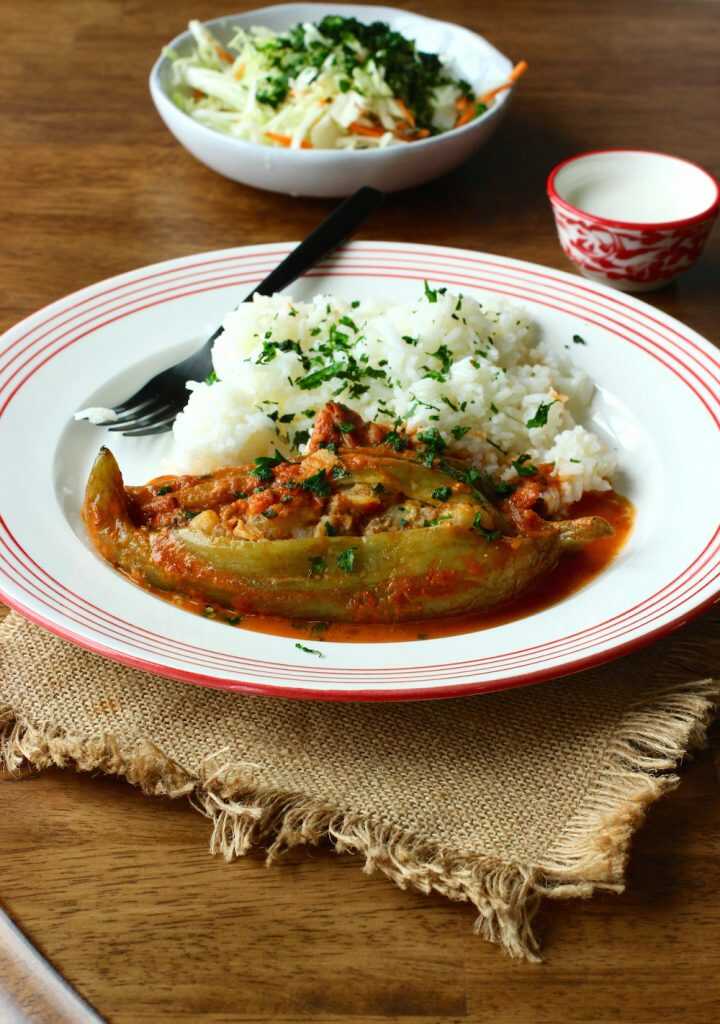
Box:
[1, 242, 718, 701]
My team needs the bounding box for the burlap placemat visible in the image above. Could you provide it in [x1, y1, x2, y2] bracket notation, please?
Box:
[2, 607, 718, 959]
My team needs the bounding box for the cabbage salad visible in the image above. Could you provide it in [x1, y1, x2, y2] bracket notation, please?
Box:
[165, 15, 489, 150]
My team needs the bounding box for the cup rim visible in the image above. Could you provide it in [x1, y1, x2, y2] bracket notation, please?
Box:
[546, 148, 720, 231]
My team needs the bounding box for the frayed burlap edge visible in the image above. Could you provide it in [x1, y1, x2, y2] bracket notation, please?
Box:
[1, 677, 718, 961]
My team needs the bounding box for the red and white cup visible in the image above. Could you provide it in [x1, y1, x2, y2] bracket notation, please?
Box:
[547, 149, 719, 292]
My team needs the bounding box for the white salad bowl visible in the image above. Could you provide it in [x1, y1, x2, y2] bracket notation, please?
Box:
[149, 3, 515, 197]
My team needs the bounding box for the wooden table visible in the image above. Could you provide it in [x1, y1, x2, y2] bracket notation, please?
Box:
[2, 1, 719, 1021]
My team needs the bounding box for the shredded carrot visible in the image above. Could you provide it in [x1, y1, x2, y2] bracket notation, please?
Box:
[215, 46, 234, 63]
[454, 95, 475, 127]
[264, 132, 313, 149]
[452, 61, 528, 127]
[233, 63, 245, 80]
[478, 60, 528, 105]
[393, 98, 416, 127]
[395, 125, 430, 142]
[348, 121, 386, 137]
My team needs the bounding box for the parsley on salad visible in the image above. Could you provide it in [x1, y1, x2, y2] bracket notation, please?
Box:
[167, 16, 526, 150]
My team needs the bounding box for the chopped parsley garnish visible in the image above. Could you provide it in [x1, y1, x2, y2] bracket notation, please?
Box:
[432, 486, 452, 501]
[331, 464, 350, 479]
[257, 73, 290, 108]
[417, 428, 447, 467]
[238, 16, 475, 133]
[473, 514, 501, 540]
[336, 547, 358, 573]
[570, 458, 581, 464]
[308, 555, 326, 577]
[491, 478, 515, 497]
[363, 365, 387, 381]
[327, 323, 350, 349]
[512, 454, 538, 477]
[204, 370, 218, 385]
[338, 315, 358, 332]
[526, 400, 557, 429]
[295, 360, 346, 390]
[424, 514, 452, 527]
[451, 425, 470, 441]
[405, 396, 440, 419]
[257, 338, 305, 365]
[351, 300, 360, 309]
[423, 280, 446, 303]
[156, 485, 173, 496]
[430, 345, 453, 374]
[295, 642, 324, 658]
[293, 429, 310, 448]
[262, 508, 277, 519]
[441, 460, 515, 500]
[226, 615, 243, 626]
[302, 469, 331, 497]
[422, 345, 453, 382]
[573, 334, 587, 345]
[384, 430, 408, 451]
[250, 450, 287, 481]
[338, 420, 355, 434]
[402, 335, 419, 346]
[324, 521, 337, 536]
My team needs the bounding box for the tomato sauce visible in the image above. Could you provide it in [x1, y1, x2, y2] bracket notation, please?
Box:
[157, 490, 634, 644]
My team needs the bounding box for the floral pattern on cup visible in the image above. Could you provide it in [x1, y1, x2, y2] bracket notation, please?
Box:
[551, 205, 717, 287]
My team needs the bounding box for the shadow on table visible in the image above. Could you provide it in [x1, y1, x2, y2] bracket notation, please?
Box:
[382, 112, 576, 236]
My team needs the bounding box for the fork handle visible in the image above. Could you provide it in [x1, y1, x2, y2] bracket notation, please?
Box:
[201, 187, 384, 349]
[247, 186, 384, 300]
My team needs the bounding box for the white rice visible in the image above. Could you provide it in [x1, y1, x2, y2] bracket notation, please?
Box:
[172, 287, 616, 508]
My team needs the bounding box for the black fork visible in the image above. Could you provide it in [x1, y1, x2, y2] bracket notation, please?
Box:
[87, 187, 384, 437]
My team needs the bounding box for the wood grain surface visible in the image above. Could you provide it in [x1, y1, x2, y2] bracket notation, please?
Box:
[1, 1, 719, 1021]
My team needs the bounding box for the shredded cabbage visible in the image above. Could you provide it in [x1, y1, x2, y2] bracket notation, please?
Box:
[166, 15, 490, 150]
